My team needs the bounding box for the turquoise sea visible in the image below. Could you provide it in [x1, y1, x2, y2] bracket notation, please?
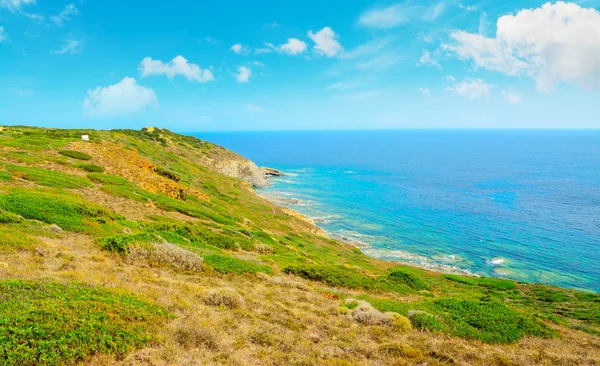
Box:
[192, 130, 600, 292]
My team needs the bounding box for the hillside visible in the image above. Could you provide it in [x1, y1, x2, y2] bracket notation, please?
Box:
[0, 126, 598, 366]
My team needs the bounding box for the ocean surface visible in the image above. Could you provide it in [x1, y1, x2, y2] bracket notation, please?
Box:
[191, 130, 600, 292]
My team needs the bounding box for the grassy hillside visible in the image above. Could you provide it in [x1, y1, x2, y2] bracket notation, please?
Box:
[0, 126, 598, 365]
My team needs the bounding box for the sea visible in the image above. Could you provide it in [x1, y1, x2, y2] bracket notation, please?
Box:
[190, 130, 600, 292]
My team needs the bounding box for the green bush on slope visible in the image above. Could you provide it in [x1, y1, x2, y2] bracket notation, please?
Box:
[0, 280, 169, 366]
[0, 188, 119, 232]
[5, 164, 92, 189]
[59, 150, 92, 160]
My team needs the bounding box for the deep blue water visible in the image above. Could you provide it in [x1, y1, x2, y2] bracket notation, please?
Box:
[190, 130, 600, 292]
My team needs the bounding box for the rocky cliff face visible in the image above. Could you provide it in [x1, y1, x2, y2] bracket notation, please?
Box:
[200, 146, 283, 188]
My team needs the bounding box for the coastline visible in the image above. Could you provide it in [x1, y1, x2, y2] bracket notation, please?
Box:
[256, 175, 478, 278]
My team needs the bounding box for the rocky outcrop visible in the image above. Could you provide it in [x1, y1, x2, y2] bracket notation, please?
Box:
[200, 147, 283, 188]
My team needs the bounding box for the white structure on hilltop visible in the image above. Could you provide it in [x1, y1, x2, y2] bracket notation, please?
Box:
[82, 135, 90, 141]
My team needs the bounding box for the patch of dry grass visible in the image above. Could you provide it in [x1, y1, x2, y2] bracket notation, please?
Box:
[127, 243, 204, 272]
[203, 288, 245, 309]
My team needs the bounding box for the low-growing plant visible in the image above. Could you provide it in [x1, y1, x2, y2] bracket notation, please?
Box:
[204, 254, 271, 275]
[203, 288, 245, 309]
[389, 267, 430, 290]
[0, 280, 169, 365]
[155, 166, 181, 182]
[0, 188, 120, 232]
[59, 150, 92, 160]
[0, 227, 39, 251]
[127, 243, 204, 271]
[444, 274, 516, 290]
[0, 171, 12, 181]
[0, 209, 23, 224]
[5, 164, 93, 189]
[98, 232, 157, 253]
[75, 163, 104, 173]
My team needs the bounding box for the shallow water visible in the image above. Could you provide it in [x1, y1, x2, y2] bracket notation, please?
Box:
[191, 130, 600, 292]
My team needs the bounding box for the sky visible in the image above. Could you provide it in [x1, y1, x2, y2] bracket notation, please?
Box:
[0, 0, 599, 131]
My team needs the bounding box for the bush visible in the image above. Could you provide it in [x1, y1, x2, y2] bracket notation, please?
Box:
[430, 297, 557, 343]
[379, 343, 423, 359]
[203, 288, 244, 309]
[389, 268, 430, 290]
[0, 227, 39, 252]
[0, 209, 23, 224]
[0, 280, 169, 366]
[98, 232, 157, 253]
[388, 313, 413, 332]
[444, 274, 516, 290]
[0, 189, 119, 232]
[75, 163, 104, 173]
[284, 264, 383, 290]
[59, 150, 92, 160]
[5, 164, 93, 189]
[409, 312, 446, 333]
[174, 327, 218, 350]
[0, 171, 12, 181]
[127, 243, 204, 271]
[155, 166, 181, 182]
[204, 254, 271, 275]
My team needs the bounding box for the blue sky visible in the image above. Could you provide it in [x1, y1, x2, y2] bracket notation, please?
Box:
[1, 0, 599, 131]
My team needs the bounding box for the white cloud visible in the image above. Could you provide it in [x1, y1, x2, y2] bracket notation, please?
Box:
[279, 38, 307, 55]
[0, 26, 6, 42]
[358, 2, 446, 29]
[445, 75, 456, 82]
[51, 4, 78, 26]
[139, 56, 214, 82]
[231, 44, 245, 54]
[244, 104, 263, 113]
[326, 81, 356, 90]
[52, 39, 84, 55]
[82, 77, 157, 118]
[235, 66, 251, 83]
[458, 3, 477, 11]
[419, 87, 431, 96]
[445, 77, 492, 98]
[418, 50, 440, 67]
[0, 0, 35, 11]
[442, 2, 600, 91]
[502, 90, 523, 103]
[308, 27, 343, 57]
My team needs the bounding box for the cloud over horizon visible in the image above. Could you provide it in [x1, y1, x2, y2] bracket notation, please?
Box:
[82, 77, 158, 118]
[139, 56, 215, 82]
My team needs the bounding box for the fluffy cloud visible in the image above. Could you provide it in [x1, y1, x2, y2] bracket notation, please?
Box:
[139, 56, 214, 82]
[0, 0, 35, 11]
[52, 39, 84, 55]
[279, 38, 307, 55]
[442, 2, 600, 91]
[358, 2, 446, 29]
[308, 27, 343, 57]
[502, 90, 523, 103]
[51, 4, 78, 26]
[235, 66, 251, 83]
[82, 77, 157, 118]
[418, 50, 440, 67]
[445, 77, 492, 98]
[419, 87, 431, 96]
[0, 26, 6, 42]
[231, 44, 245, 54]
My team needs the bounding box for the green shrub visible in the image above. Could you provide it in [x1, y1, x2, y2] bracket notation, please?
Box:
[146, 221, 249, 250]
[5, 164, 93, 189]
[430, 297, 556, 343]
[153, 195, 233, 225]
[59, 150, 92, 160]
[444, 274, 516, 290]
[284, 264, 381, 290]
[98, 233, 157, 253]
[204, 254, 271, 275]
[0, 280, 169, 365]
[410, 312, 446, 333]
[0, 189, 119, 232]
[389, 268, 430, 290]
[0, 171, 12, 181]
[155, 166, 181, 182]
[0, 209, 23, 224]
[88, 173, 156, 202]
[75, 163, 104, 173]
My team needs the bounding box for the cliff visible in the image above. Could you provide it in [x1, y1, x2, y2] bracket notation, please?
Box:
[0, 126, 598, 366]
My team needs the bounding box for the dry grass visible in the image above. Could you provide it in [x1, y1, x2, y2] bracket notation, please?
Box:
[127, 243, 204, 272]
[203, 288, 245, 309]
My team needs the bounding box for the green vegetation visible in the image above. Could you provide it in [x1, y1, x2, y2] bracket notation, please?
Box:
[389, 267, 431, 290]
[445, 274, 516, 290]
[155, 166, 181, 182]
[0, 188, 119, 233]
[0, 280, 169, 365]
[0, 227, 39, 251]
[75, 163, 104, 173]
[4, 164, 92, 189]
[204, 254, 271, 275]
[59, 150, 93, 160]
[0, 171, 12, 181]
